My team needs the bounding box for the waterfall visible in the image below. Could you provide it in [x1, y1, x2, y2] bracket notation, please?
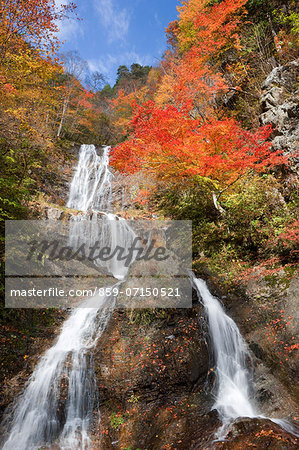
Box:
[67, 144, 136, 280]
[3, 145, 133, 450]
[2, 298, 114, 450]
[68, 213, 136, 281]
[192, 276, 299, 439]
[67, 144, 113, 212]
[193, 278, 256, 422]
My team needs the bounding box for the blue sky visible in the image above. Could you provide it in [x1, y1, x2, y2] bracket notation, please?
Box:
[57, 0, 179, 84]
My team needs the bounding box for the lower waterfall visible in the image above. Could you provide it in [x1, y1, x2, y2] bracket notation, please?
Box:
[192, 277, 256, 438]
[3, 297, 114, 450]
[192, 276, 299, 440]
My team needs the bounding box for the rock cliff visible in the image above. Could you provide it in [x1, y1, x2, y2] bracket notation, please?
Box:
[260, 60, 299, 168]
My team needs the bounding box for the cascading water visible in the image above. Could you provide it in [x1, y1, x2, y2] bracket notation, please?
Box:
[67, 144, 113, 212]
[2, 298, 114, 450]
[2, 145, 134, 450]
[68, 213, 136, 281]
[67, 144, 136, 280]
[192, 277, 256, 434]
[192, 276, 299, 440]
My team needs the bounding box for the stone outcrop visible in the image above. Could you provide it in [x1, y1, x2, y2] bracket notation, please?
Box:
[90, 297, 299, 449]
[91, 306, 219, 449]
[214, 417, 298, 449]
[260, 60, 299, 167]
[43, 205, 107, 220]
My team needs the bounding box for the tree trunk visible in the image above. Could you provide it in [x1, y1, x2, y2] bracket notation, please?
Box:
[57, 96, 69, 138]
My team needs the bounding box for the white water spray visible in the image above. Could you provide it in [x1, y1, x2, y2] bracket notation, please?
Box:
[3, 145, 297, 449]
[68, 212, 136, 281]
[3, 297, 114, 450]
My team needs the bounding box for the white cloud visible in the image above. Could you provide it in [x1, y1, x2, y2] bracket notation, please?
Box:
[53, 0, 83, 41]
[94, 0, 131, 42]
[88, 55, 117, 77]
[56, 19, 83, 41]
[154, 12, 162, 27]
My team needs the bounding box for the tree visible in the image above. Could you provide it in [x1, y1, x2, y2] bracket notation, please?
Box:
[0, 0, 77, 60]
[161, 0, 247, 115]
[56, 51, 88, 137]
[111, 101, 286, 189]
[115, 65, 130, 84]
[110, 0, 289, 191]
[86, 71, 106, 92]
[0, 1, 79, 222]
[165, 20, 179, 50]
[130, 63, 151, 81]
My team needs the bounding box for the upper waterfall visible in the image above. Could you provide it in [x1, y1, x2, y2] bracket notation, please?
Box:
[67, 145, 113, 212]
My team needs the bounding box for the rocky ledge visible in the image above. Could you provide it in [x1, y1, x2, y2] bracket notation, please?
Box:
[260, 59, 299, 167]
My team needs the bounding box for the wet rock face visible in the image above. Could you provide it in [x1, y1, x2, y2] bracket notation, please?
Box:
[0, 311, 66, 424]
[91, 301, 299, 449]
[43, 206, 106, 220]
[91, 306, 222, 449]
[244, 274, 299, 411]
[260, 60, 299, 165]
[95, 307, 209, 401]
[215, 418, 298, 449]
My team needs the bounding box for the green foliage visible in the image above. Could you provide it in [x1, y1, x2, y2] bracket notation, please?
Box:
[128, 394, 139, 403]
[245, 0, 296, 23]
[0, 137, 66, 222]
[110, 412, 124, 429]
[123, 447, 142, 450]
[114, 64, 152, 90]
[273, 9, 299, 33]
[153, 177, 219, 226]
[127, 309, 167, 325]
[0, 141, 34, 222]
[245, 0, 270, 18]
[116, 65, 130, 83]
[101, 83, 114, 98]
[156, 173, 297, 283]
[130, 63, 151, 80]
[288, 12, 299, 33]
[221, 175, 291, 257]
[0, 177, 29, 220]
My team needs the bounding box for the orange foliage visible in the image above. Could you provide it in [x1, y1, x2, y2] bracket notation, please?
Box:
[0, 0, 77, 57]
[110, 0, 289, 194]
[163, 0, 247, 112]
[111, 101, 286, 185]
[278, 220, 299, 247]
[177, 0, 246, 55]
[109, 87, 152, 132]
